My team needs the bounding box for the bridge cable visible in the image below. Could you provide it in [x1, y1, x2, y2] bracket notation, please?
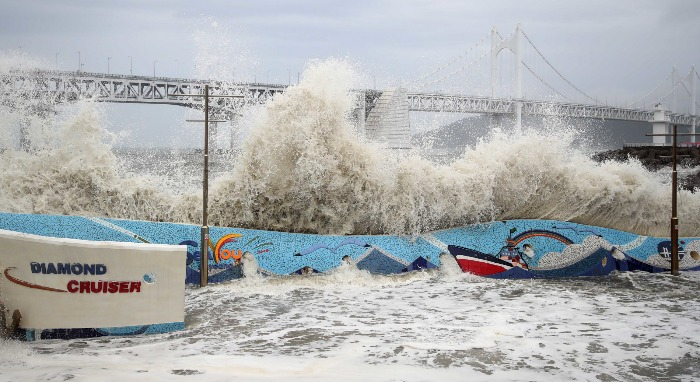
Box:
[419, 30, 516, 88]
[696, 70, 700, 111]
[522, 62, 574, 102]
[414, 49, 492, 90]
[653, 70, 691, 106]
[681, 81, 692, 97]
[625, 70, 673, 108]
[521, 30, 601, 105]
[415, 28, 518, 90]
[405, 31, 490, 88]
[681, 68, 699, 111]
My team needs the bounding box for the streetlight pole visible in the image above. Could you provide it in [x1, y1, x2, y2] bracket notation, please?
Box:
[172, 87, 243, 287]
[671, 125, 679, 275]
[647, 125, 700, 275]
[107, 57, 111, 74]
[201, 84, 210, 287]
[77, 51, 81, 72]
[129, 56, 132, 75]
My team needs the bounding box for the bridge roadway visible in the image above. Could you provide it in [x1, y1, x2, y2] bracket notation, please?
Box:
[0, 69, 286, 118]
[0, 69, 695, 125]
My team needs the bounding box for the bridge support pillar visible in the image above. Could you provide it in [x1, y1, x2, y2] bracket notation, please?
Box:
[228, 117, 240, 150]
[365, 88, 411, 148]
[488, 113, 511, 129]
[692, 65, 696, 143]
[353, 92, 367, 139]
[515, 102, 522, 134]
[672, 66, 678, 113]
[18, 119, 31, 152]
[650, 104, 669, 146]
[210, 122, 226, 150]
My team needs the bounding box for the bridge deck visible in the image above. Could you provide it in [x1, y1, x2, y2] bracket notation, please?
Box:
[1, 70, 696, 125]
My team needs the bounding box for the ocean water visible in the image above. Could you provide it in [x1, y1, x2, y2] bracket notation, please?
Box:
[1, 55, 700, 381]
[1, 261, 699, 381]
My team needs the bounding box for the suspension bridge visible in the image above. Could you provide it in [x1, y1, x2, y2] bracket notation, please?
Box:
[1, 24, 698, 148]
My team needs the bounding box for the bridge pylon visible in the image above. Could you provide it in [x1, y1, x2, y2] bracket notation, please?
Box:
[692, 65, 697, 143]
[491, 23, 523, 134]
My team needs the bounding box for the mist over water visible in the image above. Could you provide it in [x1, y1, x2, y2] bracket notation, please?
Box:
[1, 55, 699, 237]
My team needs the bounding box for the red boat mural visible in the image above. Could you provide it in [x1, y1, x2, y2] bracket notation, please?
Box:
[448, 228, 599, 279]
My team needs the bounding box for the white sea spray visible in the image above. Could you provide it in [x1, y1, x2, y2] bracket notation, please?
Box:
[1, 52, 699, 237]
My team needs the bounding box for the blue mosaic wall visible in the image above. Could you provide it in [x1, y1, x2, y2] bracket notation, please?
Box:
[1, 213, 699, 284]
[18, 322, 185, 341]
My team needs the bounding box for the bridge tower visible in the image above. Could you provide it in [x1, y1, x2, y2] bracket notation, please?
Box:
[692, 65, 697, 143]
[491, 23, 523, 134]
[671, 66, 678, 114]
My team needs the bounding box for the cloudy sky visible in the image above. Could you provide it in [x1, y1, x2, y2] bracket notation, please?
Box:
[1, 0, 699, 146]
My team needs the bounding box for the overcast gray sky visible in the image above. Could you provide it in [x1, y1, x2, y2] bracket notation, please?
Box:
[2, 0, 699, 146]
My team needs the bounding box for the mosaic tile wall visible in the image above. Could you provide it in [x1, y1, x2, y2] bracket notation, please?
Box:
[20, 322, 185, 341]
[1, 213, 699, 283]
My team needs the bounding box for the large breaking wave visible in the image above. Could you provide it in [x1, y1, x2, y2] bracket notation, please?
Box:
[1, 55, 698, 237]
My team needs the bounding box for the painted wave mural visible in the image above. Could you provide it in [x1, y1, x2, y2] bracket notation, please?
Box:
[1, 212, 699, 283]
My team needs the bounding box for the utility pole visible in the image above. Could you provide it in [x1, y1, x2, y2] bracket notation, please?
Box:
[201, 85, 210, 287]
[172, 86, 243, 287]
[670, 125, 679, 276]
[647, 125, 700, 275]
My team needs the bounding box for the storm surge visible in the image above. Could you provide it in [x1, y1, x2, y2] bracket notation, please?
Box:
[208, 59, 700, 236]
[0, 102, 197, 223]
[1, 57, 698, 237]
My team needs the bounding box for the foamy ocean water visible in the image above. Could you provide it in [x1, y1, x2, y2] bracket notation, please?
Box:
[2, 263, 700, 381]
[2, 54, 700, 381]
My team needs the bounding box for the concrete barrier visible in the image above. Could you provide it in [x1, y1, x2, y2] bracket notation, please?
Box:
[0, 228, 186, 340]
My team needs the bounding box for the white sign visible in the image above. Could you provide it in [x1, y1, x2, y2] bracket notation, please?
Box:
[0, 229, 186, 329]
